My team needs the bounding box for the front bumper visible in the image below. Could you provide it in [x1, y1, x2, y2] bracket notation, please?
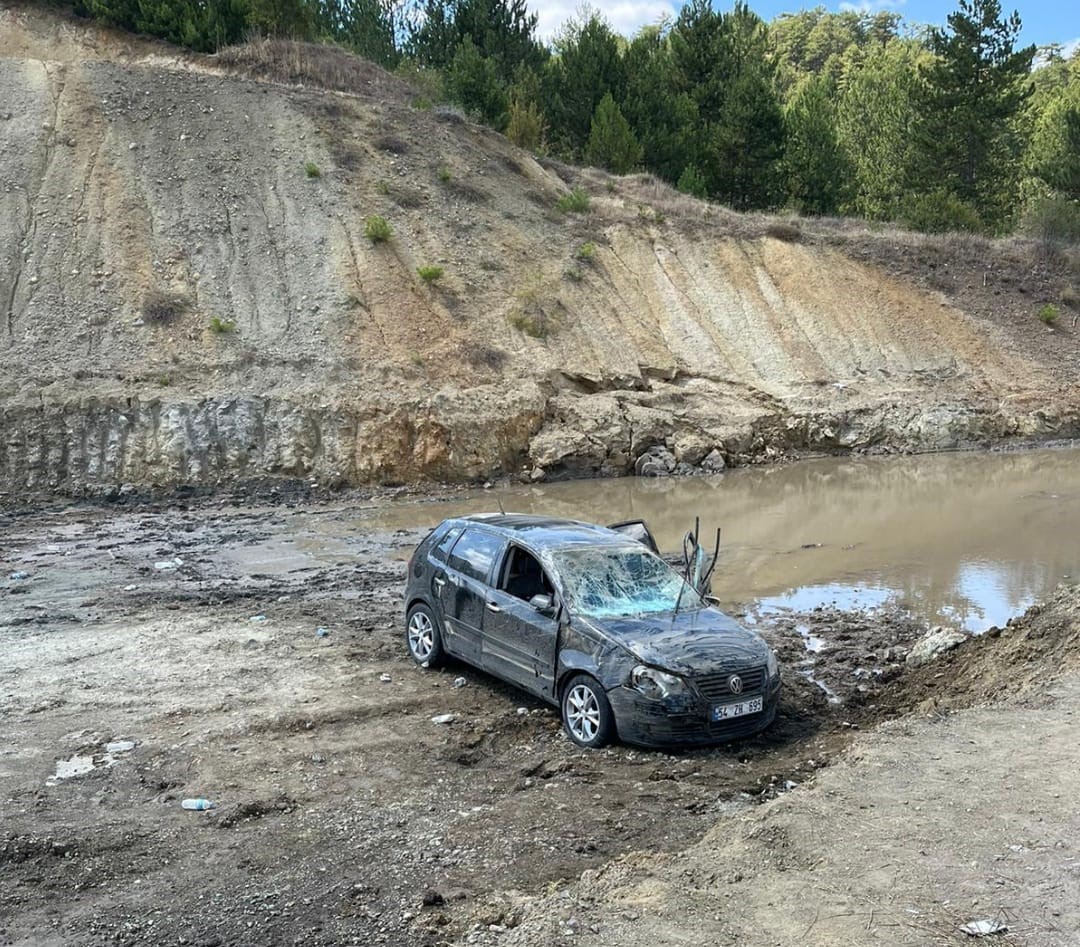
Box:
[608, 677, 781, 748]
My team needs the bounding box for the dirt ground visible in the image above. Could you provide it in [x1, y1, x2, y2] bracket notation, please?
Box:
[3, 494, 1077, 947]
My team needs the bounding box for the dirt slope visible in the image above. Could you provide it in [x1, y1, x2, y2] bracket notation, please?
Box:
[2, 6, 1079, 493]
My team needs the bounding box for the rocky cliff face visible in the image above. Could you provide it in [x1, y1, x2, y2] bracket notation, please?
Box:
[2, 7, 1078, 495]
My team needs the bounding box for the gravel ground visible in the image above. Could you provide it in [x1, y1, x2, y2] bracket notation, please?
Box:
[0, 495, 946, 947]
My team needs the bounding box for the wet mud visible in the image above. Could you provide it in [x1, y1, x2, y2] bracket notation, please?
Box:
[0, 491, 978, 947]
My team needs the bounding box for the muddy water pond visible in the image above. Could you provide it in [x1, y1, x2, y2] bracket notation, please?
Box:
[352, 447, 1080, 634]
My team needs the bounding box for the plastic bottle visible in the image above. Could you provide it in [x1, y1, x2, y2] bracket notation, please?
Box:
[181, 798, 216, 811]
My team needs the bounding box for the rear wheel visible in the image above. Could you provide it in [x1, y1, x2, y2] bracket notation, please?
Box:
[561, 674, 615, 749]
[406, 604, 445, 668]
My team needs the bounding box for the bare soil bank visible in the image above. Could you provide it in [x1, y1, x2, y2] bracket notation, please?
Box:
[2, 6, 1080, 494]
[2, 497, 1078, 946]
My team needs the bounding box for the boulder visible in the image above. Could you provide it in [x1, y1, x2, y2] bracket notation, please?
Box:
[905, 627, 967, 667]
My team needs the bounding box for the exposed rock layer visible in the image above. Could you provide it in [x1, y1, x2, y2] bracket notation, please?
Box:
[2, 8, 1078, 493]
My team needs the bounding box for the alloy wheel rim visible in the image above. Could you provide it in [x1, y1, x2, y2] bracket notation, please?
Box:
[408, 612, 434, 660]
[566, 684, 600, 743]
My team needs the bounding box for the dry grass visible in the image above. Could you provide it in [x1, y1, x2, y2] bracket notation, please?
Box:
[373, 134, 408, 154]
[215, 39, 412, 104]
[446, 177, 490, 204]
[463, 343, 508, 370]
[765, 221, 801, 242]
[142, 289, 191, 325]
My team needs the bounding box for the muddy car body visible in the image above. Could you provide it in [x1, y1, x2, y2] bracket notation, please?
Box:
[404, 514, 780, 748]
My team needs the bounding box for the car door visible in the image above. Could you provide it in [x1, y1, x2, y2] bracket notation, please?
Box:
[427, 526, 462, 650]
[441, 528, 506, 666]
[481, 545, 560, 699]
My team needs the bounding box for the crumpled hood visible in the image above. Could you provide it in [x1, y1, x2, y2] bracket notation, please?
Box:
[587, 607, 770, 676]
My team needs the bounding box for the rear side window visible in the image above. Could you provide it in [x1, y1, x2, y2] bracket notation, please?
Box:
[447, 529, 505, 583]
[430, 526, 462, 564]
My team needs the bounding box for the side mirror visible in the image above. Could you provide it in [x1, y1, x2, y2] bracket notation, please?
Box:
[529, 593, 556, 616]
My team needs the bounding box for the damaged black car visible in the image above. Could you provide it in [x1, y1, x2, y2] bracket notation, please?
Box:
[403, 514, 781, 748]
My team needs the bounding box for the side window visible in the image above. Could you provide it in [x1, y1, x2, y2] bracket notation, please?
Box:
[430, 526, 462, 564]
[498, 547, 554, 602]
[447, 529, 505, 584]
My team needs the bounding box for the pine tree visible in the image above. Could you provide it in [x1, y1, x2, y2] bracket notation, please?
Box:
[707, 3, 785, 209]
[836, 39, 926, 219]
[585, 93, 642, 174]
[782, 74, 850, 215]
[1030, 84, 1080, 200]
[545, 11, 626, 157]
[406, 0, 545, 83]
[919, 0, 1035, 226]
[622, 26, 701, 185]
[444, 35, 508, 127]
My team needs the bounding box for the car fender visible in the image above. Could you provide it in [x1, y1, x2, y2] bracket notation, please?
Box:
[556, 621, 635, 694]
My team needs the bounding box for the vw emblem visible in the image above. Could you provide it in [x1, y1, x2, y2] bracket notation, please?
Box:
[728, 674, 743, 695]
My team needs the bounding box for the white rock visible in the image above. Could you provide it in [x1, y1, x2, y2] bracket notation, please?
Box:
[906, 627, 967, 666]
[106, 740, 136, 754]
[431, 714, 456, 725]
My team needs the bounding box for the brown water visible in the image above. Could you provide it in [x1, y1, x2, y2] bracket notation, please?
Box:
[361, 447, 1080, 633]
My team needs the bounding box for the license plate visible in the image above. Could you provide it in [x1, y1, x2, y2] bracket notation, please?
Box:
[711, 696, 763, 721]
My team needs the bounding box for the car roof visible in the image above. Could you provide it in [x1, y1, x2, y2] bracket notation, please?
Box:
[446, 514, 637, 553]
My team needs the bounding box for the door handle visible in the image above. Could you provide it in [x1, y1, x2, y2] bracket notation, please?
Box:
[486, 601, 502, 613]
[433, 576, 446, 589]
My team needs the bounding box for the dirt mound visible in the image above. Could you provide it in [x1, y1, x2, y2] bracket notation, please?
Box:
[2, 5, 1079, 495]
[888, 583, 1080, 713]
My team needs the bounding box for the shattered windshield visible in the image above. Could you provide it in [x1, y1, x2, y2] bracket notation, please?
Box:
[551, 546, 704, 619]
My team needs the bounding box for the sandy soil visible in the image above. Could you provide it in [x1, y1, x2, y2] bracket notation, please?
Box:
[3, 496, 1078, 947]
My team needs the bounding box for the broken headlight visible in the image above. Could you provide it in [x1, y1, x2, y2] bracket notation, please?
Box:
[766, 649, 779, 680]
[631, 665, 688, 700]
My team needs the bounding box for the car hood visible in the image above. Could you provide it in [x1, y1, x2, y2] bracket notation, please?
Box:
[586, 607, 769, 676]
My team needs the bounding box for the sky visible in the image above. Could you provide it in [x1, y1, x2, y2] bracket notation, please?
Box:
[529, 1, 1079, 56]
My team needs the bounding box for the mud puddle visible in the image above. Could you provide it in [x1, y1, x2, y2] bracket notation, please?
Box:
[357, 446, 1080, 635]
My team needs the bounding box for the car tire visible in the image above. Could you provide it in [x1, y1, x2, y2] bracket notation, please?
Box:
[561, 674, 615, 749]
[406, 603, 445, 668]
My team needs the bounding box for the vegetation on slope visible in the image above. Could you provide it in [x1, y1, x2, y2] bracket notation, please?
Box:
[27, 0, 1080, 242]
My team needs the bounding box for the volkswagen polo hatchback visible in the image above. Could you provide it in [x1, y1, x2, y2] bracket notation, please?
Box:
[404, 514, 780, 748]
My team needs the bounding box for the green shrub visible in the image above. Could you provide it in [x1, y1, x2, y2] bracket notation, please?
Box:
[556, 188, 590, 213]
[575, 242, 596, 262]
[209, 316, 235, 334]
[304, 161, 321, 178]
[1038, 303, 1060, 326]
[509, 310, 553, 338]
[417, 265, 444, 283]
[1022, 194, 1080, 245]
[364, 215, 392, 242]
[375, 179, 390, 195]
[900, 189, 983, 234]
[564, 266, 584, 282]
[437, 165, 452, 182]
[677, 164, 708, 199]
[412, 97, 433, 111]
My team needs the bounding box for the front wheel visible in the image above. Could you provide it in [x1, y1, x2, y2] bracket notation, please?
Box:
[561, 674, 615, 749]
[406, 604, 445, 667]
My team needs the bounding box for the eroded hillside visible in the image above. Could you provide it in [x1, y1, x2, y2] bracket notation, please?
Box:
[2, 6, 1078, 493]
